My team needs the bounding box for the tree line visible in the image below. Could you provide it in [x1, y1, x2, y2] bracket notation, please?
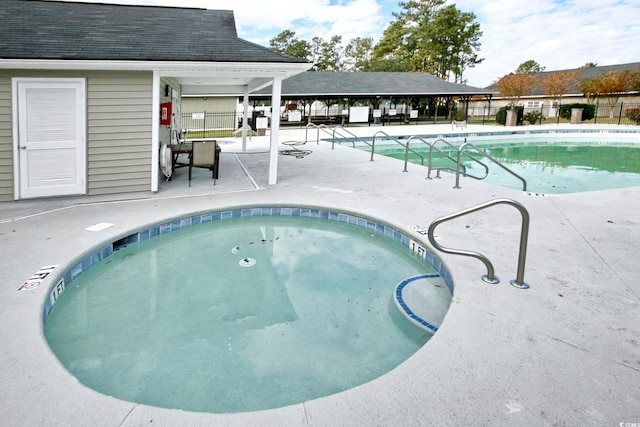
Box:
[269, 0, 483, 84]
[495, 60, 640, 118]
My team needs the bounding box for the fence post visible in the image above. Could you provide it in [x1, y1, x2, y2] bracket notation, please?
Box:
[594, 102, 598, 125]
[202, 111, 207, 138]
[618, 102, 624, 125]
[539, 106, 543, 125]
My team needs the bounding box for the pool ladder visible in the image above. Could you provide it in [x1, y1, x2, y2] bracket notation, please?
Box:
[420, 138, 528, 191]
[370, 131, 426, 164]
[317, 131, 527, 193]
[427, 198, 530, 289]
[304, 123, 373, 149]
[404, 136, 489, 181]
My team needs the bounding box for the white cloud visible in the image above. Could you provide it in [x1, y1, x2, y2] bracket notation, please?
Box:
[219, 0, 385, 42]
[454, 0, 640, 86]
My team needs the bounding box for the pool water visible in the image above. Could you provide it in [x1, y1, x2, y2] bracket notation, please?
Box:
[44, 214, 450, 413]
[370, 139, 640, 194]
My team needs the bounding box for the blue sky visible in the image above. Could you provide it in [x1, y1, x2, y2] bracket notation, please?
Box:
[61, 0, 640, 87]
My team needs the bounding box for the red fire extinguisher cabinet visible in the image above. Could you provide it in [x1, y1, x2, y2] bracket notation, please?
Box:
[160, 102, 172, 125]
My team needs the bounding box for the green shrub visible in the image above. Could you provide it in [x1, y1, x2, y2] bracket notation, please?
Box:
[625, 107, 640, 124]
[453, 109, 467, 121]
[496, 106, 523, 125]
[523, 110, 545, 124]
[559, 103, 595, 121]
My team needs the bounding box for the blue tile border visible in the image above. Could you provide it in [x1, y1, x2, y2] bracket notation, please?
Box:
[43, 206, 452, 323]
[394, 274, 443, 333]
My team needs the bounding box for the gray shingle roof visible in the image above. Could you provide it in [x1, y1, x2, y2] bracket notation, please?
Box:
[253, 72, 492, 98]
[0, 0, 305, 63]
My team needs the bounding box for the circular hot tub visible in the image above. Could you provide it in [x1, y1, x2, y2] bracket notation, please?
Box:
[44, 207, 453, 413]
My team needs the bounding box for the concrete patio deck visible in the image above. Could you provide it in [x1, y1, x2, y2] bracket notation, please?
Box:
[1, 124, 639, 426]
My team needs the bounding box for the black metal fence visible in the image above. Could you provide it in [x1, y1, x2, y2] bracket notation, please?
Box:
[469, 101, 640, 125]
[591, 101, 640, 125]
[180, 111, 241, 138]
[180, 102, 640, 135]
[519, 101, 640, 125]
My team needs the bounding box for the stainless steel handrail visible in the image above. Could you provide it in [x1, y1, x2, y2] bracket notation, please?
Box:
[456, 141, 528, 191]
[428, 138, 488, 181]
[331, 125, 368, 149]
[331, 125, 359, 140]
[370, 131, 424, 165]
[304, 123, 329, 145]
[331, 125, 358, 150]
[427, 198, 530, 289]
[370, 130, 388, 160]
[404, 136, 431, 171]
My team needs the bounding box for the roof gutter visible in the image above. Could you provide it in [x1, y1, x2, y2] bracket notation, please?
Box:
[0, 59, 311, 78]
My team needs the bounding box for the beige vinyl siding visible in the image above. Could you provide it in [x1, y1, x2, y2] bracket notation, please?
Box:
[87, 72, 153, 195]
[0, 75, 13, 201]
[182, 96, 237, 113]
[0, 70, 155, 200]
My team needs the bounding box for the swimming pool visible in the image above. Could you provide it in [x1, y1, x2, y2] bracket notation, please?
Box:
[43, 207, 452, 413]
[347, 131, 640, 194]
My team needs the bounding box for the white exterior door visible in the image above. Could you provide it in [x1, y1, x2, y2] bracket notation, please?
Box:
[15, 78, 86, 199]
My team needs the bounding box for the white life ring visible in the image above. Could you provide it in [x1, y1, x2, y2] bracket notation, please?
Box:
[160, 144, 173, 179]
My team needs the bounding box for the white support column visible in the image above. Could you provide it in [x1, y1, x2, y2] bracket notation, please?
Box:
[151, 72, 160, 192]
[242, 85, 249, 151]
[268, 76, 282, 185]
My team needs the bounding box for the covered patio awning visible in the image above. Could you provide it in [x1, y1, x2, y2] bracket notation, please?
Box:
[150, 61, 310, 188]
[158, 63, 311, 189]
